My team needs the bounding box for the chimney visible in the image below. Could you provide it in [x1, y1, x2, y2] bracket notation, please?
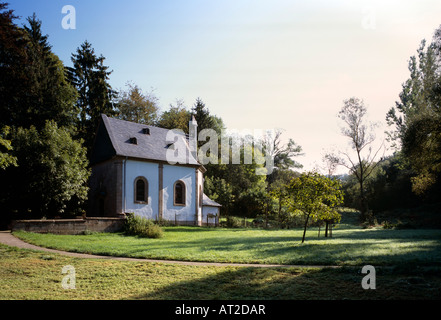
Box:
[189, 115, 198, 161]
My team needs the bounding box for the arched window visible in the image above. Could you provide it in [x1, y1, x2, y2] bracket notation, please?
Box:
[134, 177, 148, 203]
[174, 180, 186, 206]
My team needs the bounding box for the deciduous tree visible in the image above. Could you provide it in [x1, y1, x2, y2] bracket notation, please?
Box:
[287, 172, 343, 243]
[0, 121, 90, 218]
[325, 97, 384, 222]
[386, 32, 441, 196]
[115, 82, 159, 125]
[157, 99, 191, 133]
[0, 126, 17, 170]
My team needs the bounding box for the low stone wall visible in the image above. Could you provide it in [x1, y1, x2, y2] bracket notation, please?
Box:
[11, 217, 126, 235]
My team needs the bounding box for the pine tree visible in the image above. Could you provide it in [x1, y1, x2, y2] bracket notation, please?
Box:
[67, 40, 116, 153]
[192, 97, 213, 134]
[0, 8, 77, 130]
[0, 3, 30, 128]
[22, 14, 78, 130]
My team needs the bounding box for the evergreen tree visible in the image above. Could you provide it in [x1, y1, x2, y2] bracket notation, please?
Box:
[22, 14, 78, 130]
[192, 97, 214, 135]
[0, 7, 77, 130]
[67, 40, 116, 153]
[0, 3, 30, 128]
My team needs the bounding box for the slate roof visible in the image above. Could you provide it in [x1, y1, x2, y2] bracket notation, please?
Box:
[202, 193, 222, 207]
[92, 114, 200, 166]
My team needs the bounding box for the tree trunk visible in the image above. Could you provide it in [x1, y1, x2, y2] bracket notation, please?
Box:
[278, 196, 282, 225]
[302, 213, 310, 243]
[265, 201, 268, 228]
[360, 179, 365, 216]
[357, 148, 369, 222]
[359, 181, 370, 223]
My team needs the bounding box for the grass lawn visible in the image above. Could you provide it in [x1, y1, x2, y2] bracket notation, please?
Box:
[12, 224, 441, 267]
[3, 210, 441, 300]
[1, 243, 441, 300]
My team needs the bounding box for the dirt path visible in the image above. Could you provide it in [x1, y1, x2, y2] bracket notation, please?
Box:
[1, 231, 335, 268]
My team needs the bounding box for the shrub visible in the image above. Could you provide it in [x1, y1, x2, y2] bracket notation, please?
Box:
[382, 219, 415, 230]
[146, 224, 163, 238]
[223, 216, 249, 228]
[394, 220, 415, 229]
[124, 213, 163, 238]
[382, 221, 394, 229]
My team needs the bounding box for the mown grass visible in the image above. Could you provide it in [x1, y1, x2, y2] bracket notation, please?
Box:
[4, 209, 441, 300]
[1, 244, 441, 300]
[13, 223, 441, 266]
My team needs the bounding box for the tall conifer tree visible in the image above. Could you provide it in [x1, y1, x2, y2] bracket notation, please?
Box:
[67, 40, 116, 153]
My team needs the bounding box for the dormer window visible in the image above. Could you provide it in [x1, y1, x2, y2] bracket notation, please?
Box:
[142, 128, 150, 135]
[129, 137, 137, 145]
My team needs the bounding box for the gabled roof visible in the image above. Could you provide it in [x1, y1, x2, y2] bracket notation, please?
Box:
[91, 114, 200, 166]
[202, 193, 222, 207]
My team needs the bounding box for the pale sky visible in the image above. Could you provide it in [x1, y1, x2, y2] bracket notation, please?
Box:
[8, 0, 441, 174]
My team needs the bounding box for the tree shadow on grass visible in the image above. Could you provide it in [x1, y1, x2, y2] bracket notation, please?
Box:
[130, 266, 441, 300]
[257, 239, 441, 266]
[15, 227, 441, 266]
[131, 267, 356, 300]
[97, 229, 441, 266]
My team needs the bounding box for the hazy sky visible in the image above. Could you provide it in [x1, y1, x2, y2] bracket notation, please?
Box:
[8, 0, 441, 173]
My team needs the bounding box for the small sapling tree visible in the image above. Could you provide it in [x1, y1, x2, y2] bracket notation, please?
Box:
[287, 172, 344, 243]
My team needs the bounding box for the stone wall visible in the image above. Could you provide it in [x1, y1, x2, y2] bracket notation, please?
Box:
[11, 217, 126, 235]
